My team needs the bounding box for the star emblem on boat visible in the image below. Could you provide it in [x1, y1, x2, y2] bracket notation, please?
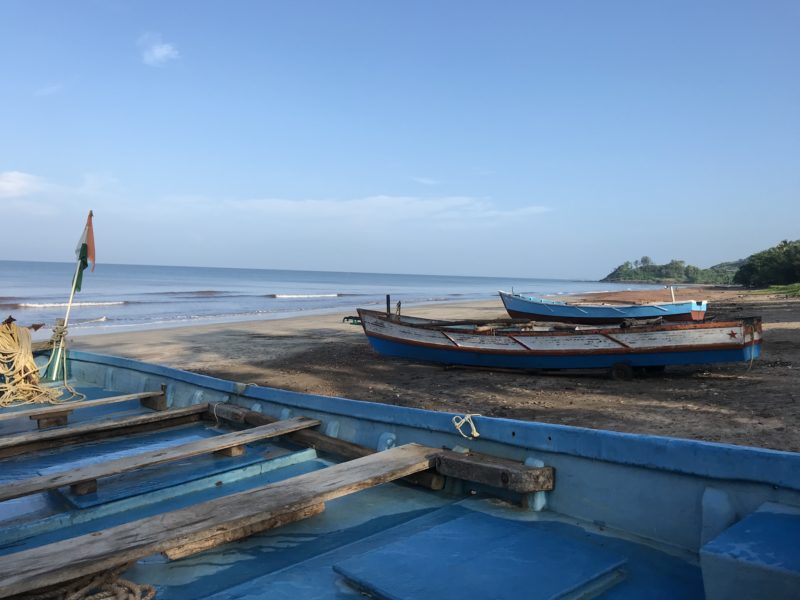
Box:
[728, 330, 738, 339]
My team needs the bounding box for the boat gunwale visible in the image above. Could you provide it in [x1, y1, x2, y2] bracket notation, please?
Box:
[357, 308, 762, 337]
[57, 350, 800, 493]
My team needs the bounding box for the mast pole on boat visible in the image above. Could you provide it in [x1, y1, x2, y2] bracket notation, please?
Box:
[46, 260, 82, 381]
[46, 210, 94, 381]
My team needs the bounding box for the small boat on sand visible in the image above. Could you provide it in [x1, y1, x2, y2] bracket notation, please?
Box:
[0, 348, 796, 599]
[357, 308, 760, 376]
[499, 290, 707, 324]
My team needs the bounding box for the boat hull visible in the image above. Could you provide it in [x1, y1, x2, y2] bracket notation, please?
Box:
[500, 291, 707, 324]
[0, 350, 795, 600]
[358, 309, 761, 371]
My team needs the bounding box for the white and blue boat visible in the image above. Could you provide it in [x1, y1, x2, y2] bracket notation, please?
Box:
[0, 347, 796, 599]
[357, 308, 760, 376]
[500, 290, 708, 324]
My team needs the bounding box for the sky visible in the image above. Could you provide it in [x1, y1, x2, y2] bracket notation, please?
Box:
[1, 1, 798, 280]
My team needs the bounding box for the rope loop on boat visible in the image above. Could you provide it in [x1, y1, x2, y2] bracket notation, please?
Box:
[0, 321, 63, 407]
[746, 322, 756, 372]
[24, 562, 155, 600]
[0, 319, 85, 407]
[452, 413, 481, 439]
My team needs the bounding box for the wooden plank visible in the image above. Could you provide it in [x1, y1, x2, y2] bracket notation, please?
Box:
[163, 503, 325, 560]
[214, 445, 245, 457]
[0, 416, 321, 503]
[0, 390, 166, 423]
[207, 403, 446, 491]
[0, 443, 440, 597]
[33, 413, 69, 429]
[434, 450, 555, 493]
[0, 404, 209, 459]
[139, 386, 168, 411]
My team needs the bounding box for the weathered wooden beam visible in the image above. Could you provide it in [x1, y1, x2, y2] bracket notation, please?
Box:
[434, 450, 555, 493]
[0, 390, 167, 424]
[0, 404, 209, 460]
[207, 403, 445, 491]
[214, 445, 245, 457]
[139, 385, 168, 411]
[163, 503, 325, 560]
[0, 444, 440, 598]
[70, 479, 97, 496]
[0, 416, 321, 503]
[31, 412, 70, 429]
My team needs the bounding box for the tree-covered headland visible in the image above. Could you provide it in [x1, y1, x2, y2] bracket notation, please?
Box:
[602, 240, 800, 294]
[602, 256, 737, 284]
[733, 240, 800, 287]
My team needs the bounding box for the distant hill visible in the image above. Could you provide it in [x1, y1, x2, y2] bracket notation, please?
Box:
[603, 241, 800, 287]
[601, 256, 737, 284]
[734, 240, 800, 286]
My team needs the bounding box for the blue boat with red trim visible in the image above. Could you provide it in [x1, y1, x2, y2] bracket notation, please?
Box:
[357, 308, 760, 376]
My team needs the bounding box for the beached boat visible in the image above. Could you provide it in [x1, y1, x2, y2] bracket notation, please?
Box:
[357, 308, 761, 375]
[0, 349, 796, 599]
[499, 290, 708, 324]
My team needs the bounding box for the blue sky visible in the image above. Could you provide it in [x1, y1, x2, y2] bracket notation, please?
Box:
[1, 1, 798, 279]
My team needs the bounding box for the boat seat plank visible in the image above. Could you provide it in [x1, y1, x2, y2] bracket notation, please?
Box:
[0, 416, 321, 503]
[0, 443, 440, 598]
[434, 450, 555, 493]
[210, 403, 446, 491]
[0, 390, 168, 428]
[0, 404, 209, 459]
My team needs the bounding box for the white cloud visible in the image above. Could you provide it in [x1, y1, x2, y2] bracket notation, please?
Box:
[34, 83, 64, 97]
[172, 194, 551, 230]
[0, 171, 45, 198]
[138, 33, 179, 66]
[411, 176, 442, 186]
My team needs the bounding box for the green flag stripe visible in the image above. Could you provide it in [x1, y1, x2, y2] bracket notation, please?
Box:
[73, 243, 89, 292]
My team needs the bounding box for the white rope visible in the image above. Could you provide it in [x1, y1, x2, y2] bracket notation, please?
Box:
[452, 413, 481, 439]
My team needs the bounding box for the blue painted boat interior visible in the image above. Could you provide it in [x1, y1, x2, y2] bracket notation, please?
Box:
[1, 351, 798, 599]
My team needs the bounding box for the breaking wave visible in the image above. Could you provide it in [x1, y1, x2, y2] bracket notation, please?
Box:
[16, 301, 127, 308]
[266, 293, 341, 299]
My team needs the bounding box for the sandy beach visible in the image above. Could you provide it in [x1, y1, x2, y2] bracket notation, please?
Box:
[72, 288, 800, 452]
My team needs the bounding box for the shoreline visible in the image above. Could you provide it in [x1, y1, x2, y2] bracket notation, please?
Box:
[71, 289, 800, 452]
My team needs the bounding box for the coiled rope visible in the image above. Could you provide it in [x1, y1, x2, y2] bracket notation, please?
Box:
[0, 321, 83, 407]
[24, 562, 155, 600]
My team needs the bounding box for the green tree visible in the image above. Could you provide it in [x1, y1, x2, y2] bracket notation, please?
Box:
[734, 240, 800, 286]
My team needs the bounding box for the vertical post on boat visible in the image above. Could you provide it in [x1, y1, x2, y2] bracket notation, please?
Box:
[670, 286, 676, 302]
[386, 294, 390, 315]
[45, 210, 95, 382]
[46, 261, 82, 381]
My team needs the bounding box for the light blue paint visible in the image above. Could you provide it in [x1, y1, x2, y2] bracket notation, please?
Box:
[55, 350, 800, 559]
[334, 512, 628, 599]
[66, 351, 800, 495]
[0, 448, 318, 547]
[701, 502, 800, 599]
[701, 487, 738, 546]
[4, 351, 800, 598]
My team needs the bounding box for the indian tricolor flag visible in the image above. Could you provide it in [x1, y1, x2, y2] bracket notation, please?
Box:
[73, 210, 95, 292]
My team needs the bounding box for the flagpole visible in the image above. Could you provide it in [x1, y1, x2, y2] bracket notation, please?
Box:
[46, 260, 83, 381]
[46, 209, 95, 382]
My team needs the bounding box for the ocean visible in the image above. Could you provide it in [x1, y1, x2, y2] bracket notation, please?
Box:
[0, 261, 661, 338]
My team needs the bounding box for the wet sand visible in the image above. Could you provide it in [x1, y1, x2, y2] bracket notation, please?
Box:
[72, 288, 800, 452]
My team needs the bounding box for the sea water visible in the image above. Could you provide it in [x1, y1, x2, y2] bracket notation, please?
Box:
[0, 261, 660, 337]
